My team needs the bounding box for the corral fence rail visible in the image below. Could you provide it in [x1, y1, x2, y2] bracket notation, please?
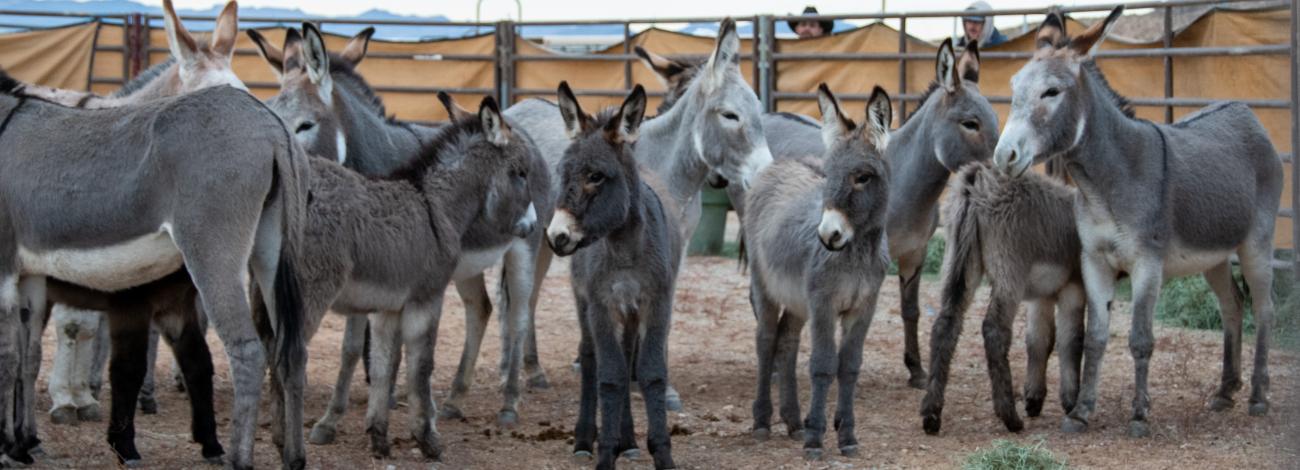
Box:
[0, 0, 1294, 270]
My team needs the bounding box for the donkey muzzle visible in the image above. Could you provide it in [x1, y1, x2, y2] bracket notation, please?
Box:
[513, 203, 538, 238]
[546, 209, 583, 257]
[817, 208, 854, 252]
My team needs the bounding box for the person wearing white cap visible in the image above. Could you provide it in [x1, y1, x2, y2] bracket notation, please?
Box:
[958, 1, 1008, 47]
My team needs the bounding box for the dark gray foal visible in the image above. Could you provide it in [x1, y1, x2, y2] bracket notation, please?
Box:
[744, 84, 892, 459]
[547, 83, 682, 470]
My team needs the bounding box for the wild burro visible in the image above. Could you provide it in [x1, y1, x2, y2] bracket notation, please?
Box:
[0, 76, 308, 470]
[546, 82, 682, 470]
[251, 95, 538, 462]
[16, 0, 242, 437]
[994, 6, 1283, 436]
[643, 39, 997, 389]
[508, 18, 772, 411]
[744, 84, 892, 459]
[921, 161, 1085, 434]
[249, 23, 553, 431]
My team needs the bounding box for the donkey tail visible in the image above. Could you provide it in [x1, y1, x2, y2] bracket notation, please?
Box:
[270, 125, 311, 384]
[938, 164, 986, 316]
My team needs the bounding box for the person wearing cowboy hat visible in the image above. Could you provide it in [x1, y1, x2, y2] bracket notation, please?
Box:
[958, 1, 1008, 47]
[788, 6, 834, 39]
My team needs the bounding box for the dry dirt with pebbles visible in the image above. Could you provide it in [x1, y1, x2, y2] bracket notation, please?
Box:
[25, 256, 1300, 469]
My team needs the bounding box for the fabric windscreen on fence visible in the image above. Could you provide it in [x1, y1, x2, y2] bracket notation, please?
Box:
[0, 8, 1290, 248]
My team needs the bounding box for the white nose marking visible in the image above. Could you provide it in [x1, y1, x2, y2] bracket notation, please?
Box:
[547, 209, 580, 245]
[817, 207, 854, 248]
[519, 203, 537, 227]
[335, 130, 348, 164]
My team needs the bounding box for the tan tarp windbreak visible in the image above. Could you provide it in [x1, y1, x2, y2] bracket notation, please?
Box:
[0, 9, 1291, 247]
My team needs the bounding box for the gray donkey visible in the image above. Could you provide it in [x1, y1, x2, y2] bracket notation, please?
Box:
[508, 18, 772, 410]
[994, 6, 1282, 436]
[0, 80, 308, 470]
[248, 24, 553, 430]
[921, 161, 1085, 434]
[645, 39, 995, 388]
[744, 84, 892, 459]
[547, 82, 682, 470]
[253, 96, 538, 461]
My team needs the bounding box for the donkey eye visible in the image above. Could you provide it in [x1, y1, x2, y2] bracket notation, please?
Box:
[588, 172, 605, 184]
[1041, 88, 1061, 99]
[961, 120, 980, 131]
[720, 111, 740, 121]
[295, 121, 316, 133]
[854, 174, 872, 185]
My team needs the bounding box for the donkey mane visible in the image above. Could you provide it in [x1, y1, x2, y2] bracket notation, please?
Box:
[1081, 59, 1135, 119]
[385, 117, 485, 184]
[321, 54, 409, 126]
[911, 81, 943, 120]
[0, 70, 25, 96]
[111, 58, 177, 98]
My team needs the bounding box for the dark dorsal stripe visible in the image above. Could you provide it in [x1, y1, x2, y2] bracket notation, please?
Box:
[385, 117, 485, 185]
[1081, 59, 1134, 119]
[111, 58, 177, 98]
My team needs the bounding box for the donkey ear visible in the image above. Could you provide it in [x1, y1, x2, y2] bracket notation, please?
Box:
[437, 92, 476, 124]
[606, 85, 647, 145]
[936, 38, 958, 92]
[478, 97, 512, 147]
[958, 40, 980, 84]
[300, 23, 331, 86]
[703, 18, 740, 93]
[557, 81, 590, 141]
[1036, 9, 1068, 49]
[1070, 6, 1124, 57]
[816, 83, 853, 148]
[864, 86, 892, 154]
[162, 0, 200, 64]
[210, 0, 239, 58]
[339, 27, 375, 67]
[246, 29, 284, 75]
[635, 46, 691, 89]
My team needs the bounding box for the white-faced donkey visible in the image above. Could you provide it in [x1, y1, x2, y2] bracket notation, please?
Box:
[546, 82, 683, 470]
[744, 84, 892, 459]
[921, 161, 1085, 435]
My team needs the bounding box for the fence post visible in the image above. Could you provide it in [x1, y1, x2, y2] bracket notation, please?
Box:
[495, 21, 515, 105]
[1291, 0, 1298, 275]
[898, 17, 908, 122]
[1163, 5, 1174, 123]
[757, 15, 774, 113]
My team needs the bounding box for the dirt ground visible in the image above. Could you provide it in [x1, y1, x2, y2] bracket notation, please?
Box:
[26, 255, 1300, 469]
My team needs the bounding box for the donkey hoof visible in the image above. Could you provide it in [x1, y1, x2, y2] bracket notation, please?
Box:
[78, 404, 102, 422]
[840, 445, 860, 457]
[497, 410, 519, 428]
[908, 374, 928, 390]
[1248, 401, 1270, 416]
[438, 405, 465, 421]
[665, 393, 683, 412]
[752, 427, 771, 442]
[1025, 398, 1045, 417]
[308, 424, 338, 445]
[1003, 416, 1025, 433]
[527, 373, 551, 390]
[803, 448, 825, 461]
[122, 459, 144, 468]
[138, 397, 158, 415]
[49, 406, 78, 426]
[786, 428, 804, 441]
[922, 414, 942, 435]
[1207, 396, 1235, 412]
[203, 454, 225, 466]
[1060, 416, 1088, 434]
[619, 448, 641, 460]
[416, 432, 443, 460]
[572, 450, 594, 462]
[26, 445, 43, 458]
[1127, 420, 1151, 438]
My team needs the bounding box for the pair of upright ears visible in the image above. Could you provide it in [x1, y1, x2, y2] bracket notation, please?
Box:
[1036, 5, 1125, 57]
[162, 0, 238, 63]
[817, 83, 891, 154]
[246, 23, 375, 79]
[556, 81, 648, 146]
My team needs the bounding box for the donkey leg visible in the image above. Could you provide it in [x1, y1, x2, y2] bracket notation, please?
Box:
[104, 309, 151, 467]
[1064, 252, 1117, 434]
[1024, 298, 1056, 418]
[192, 281, 264, 470]
[1239, 240, 1275, 416]
[588, 302, 630, 470]
[88, 314, 109, 400]
[921, 291, 969, 435]
[1055, 283, 1086, 414]
[749, 278, 781, 441]
[48, 305, 89, 425]
[137, 324, 160, 415]
[898, 252, 928, 389]
[400, 301, 444, 460]
[775, 313, 806, 439]
[802, 306, 837, 460]
[982, 290, 1024, 433]
[311, 315, 367, 445]
[158, 306, 224, 464]
[523, 244, 554, 389]
[637, 302, 675, 470]
[572, 299, 598, 459]
[835, 304, 875, 457]
[1203, 261, 1245, 412]
[497, 243, 536, 426]
[1126, 257, 1164, 438]
[442, 276, 491, 422]
[364, 313, 401, 458]
[15, 278, 46, 459]
[0, 273, 21, 466]
[617, 319, 638, 459]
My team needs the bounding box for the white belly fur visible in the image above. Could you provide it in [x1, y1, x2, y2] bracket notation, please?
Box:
[19, 226, 183, 292]
[1079, 208, 1232, 278]
[453, 242, 513, 281]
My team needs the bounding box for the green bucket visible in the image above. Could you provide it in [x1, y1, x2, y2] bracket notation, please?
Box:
[687, 187, 731, 256]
